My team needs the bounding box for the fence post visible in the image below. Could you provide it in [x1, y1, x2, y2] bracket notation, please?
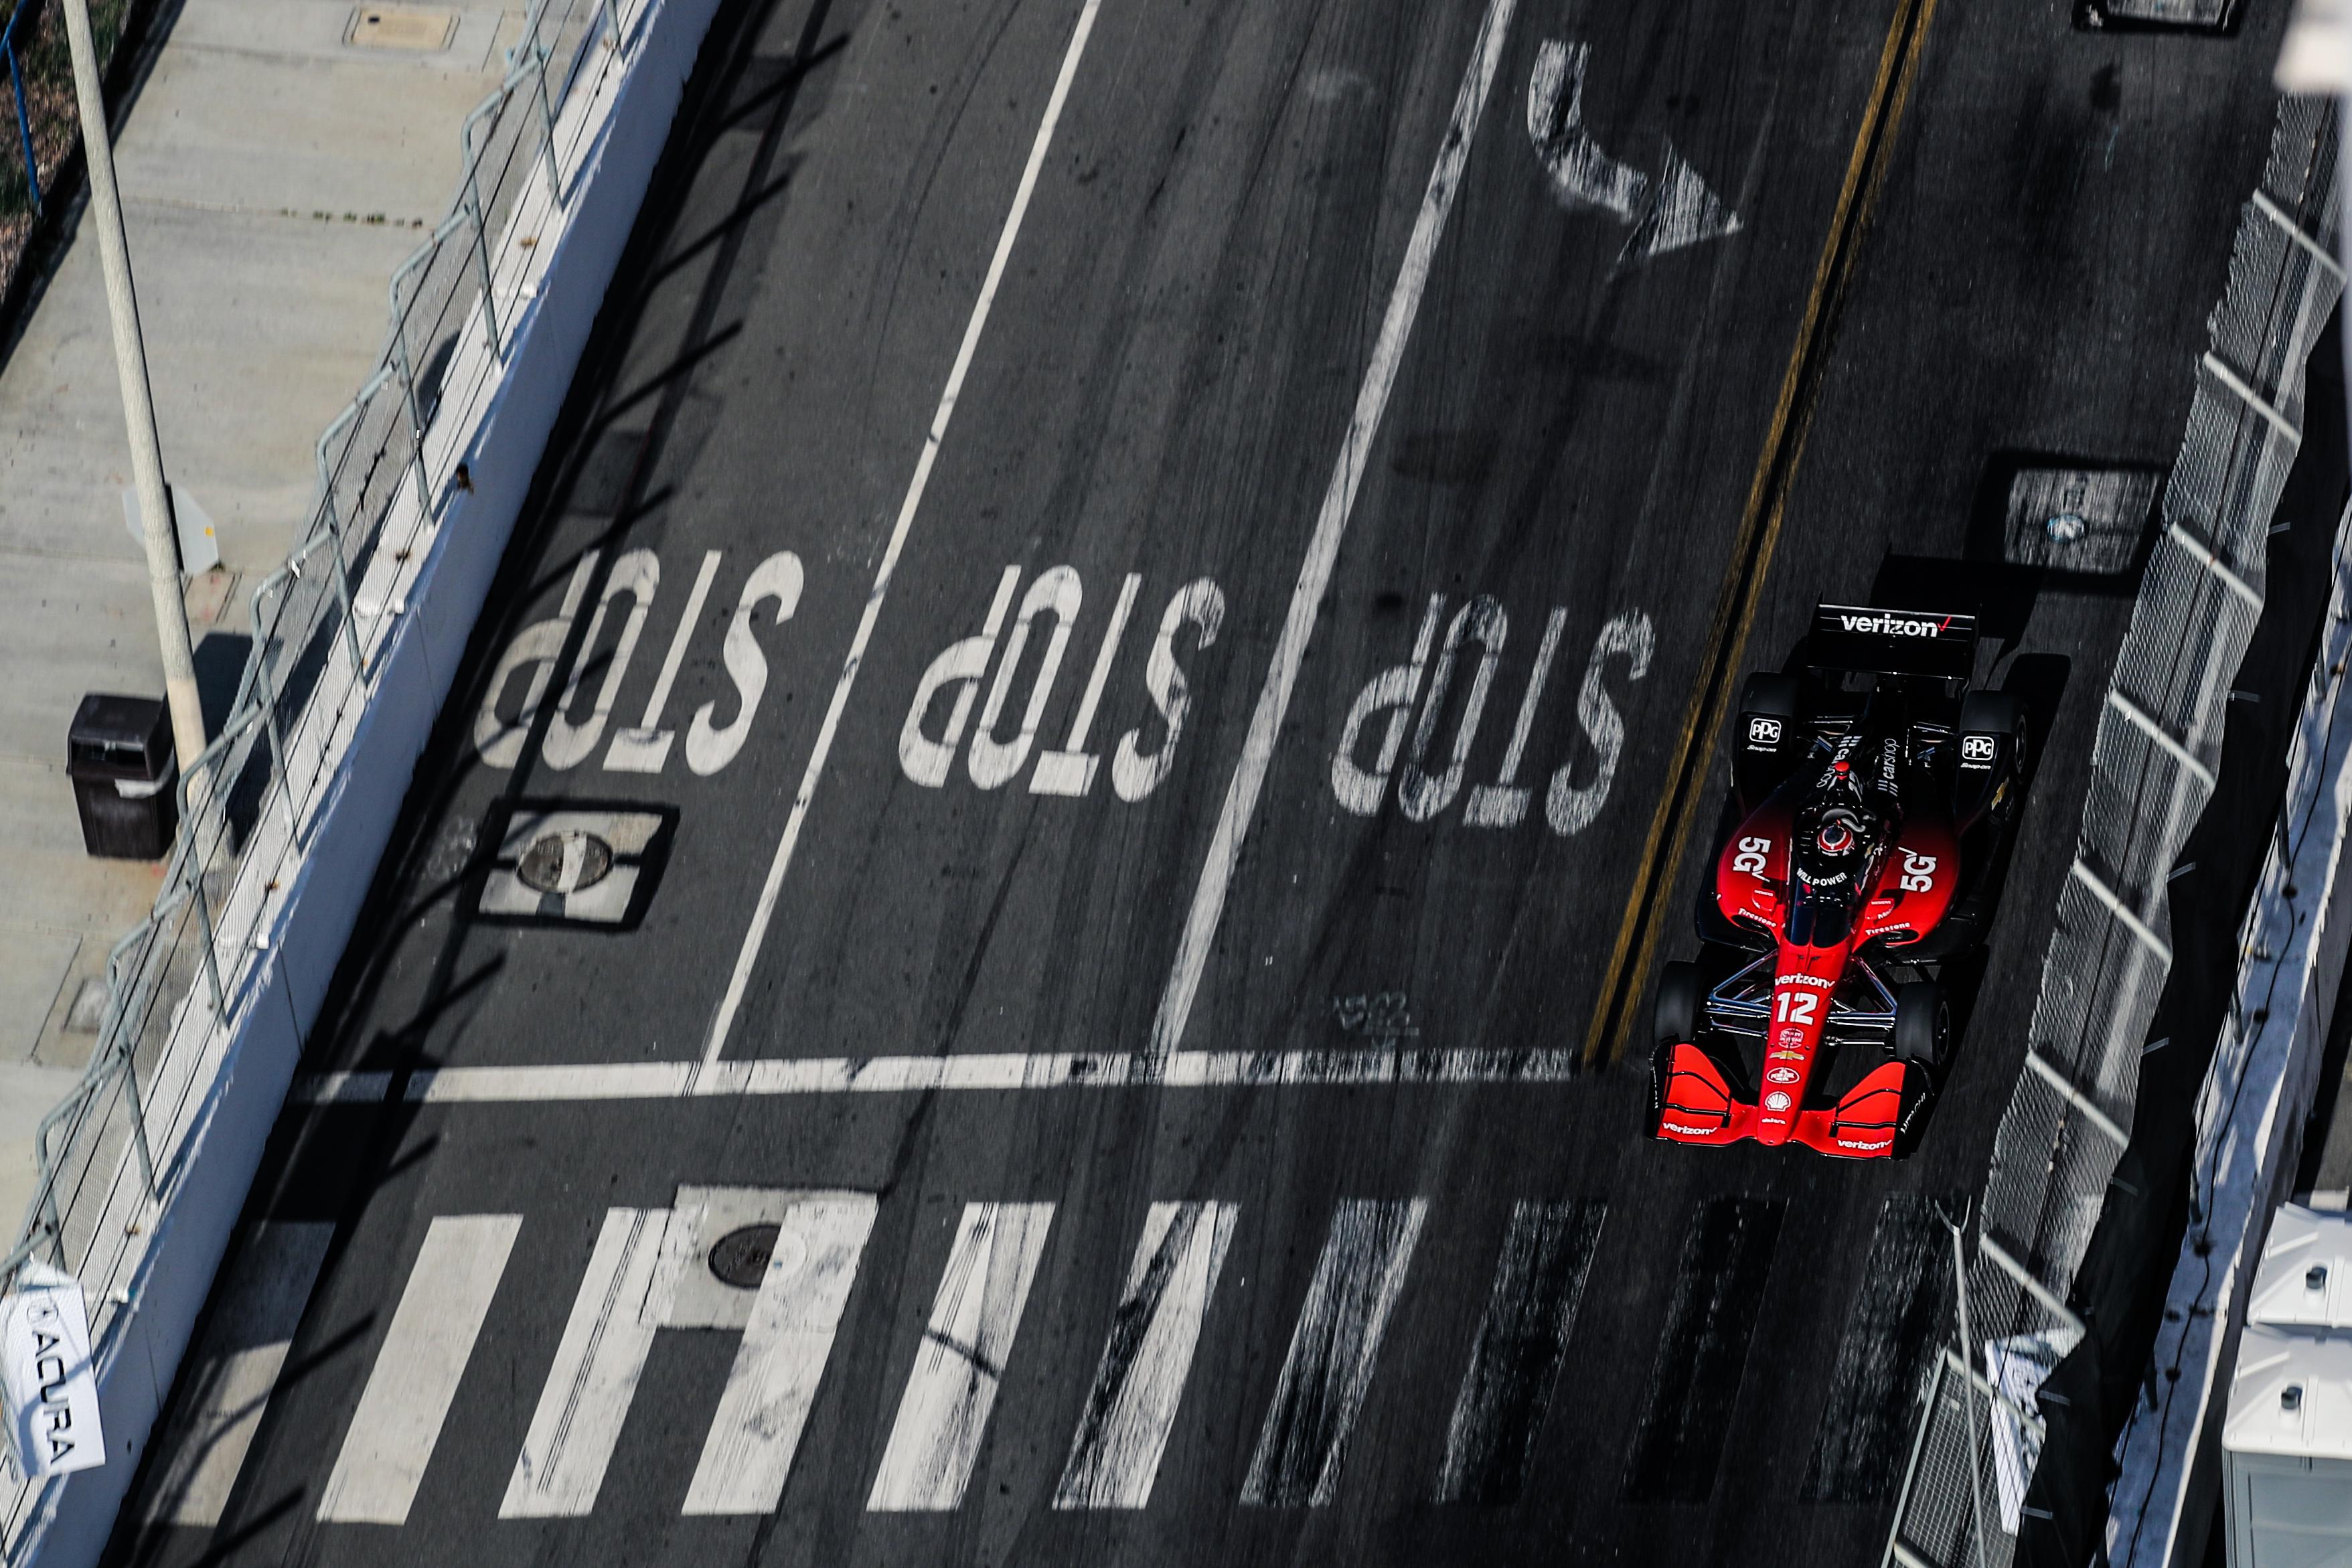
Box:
[457, 101, 503, 358]
[386, 252, 439, 518]
[245, 573, 303, 841]
[313, 398, 372, 677]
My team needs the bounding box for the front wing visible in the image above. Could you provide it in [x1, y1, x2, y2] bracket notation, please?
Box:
[1649, 1040, 1932, 1159]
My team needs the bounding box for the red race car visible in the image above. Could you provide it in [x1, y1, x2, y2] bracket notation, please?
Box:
[1650, 605, 2031, 1159]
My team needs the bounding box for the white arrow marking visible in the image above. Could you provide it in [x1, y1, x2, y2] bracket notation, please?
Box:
[1620, 140, 1742, 266]
[1526, 39, 1741, 267]
[1526, 40, 1647, 220]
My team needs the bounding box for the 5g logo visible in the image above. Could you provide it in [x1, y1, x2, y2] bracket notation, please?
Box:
[1899, 849, 1938, 892]
[1732, 836, 1771, 876]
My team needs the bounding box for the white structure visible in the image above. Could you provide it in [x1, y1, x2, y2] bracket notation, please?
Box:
[2222, 1205, 2352, 1567]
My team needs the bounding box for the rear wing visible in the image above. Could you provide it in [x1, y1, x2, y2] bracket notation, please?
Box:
[1808, 604, 1976, 681]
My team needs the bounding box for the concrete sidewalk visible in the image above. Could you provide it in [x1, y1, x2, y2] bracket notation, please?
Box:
[0, 0, 525, 1221]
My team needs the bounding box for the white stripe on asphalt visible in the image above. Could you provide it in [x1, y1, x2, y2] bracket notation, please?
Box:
[702, 0, 1106, 1068]
[500, 1208, 676, 1518]
[867, 1202, 1055, 1510]
[682, 1194, 879, 1514]
[1054, 1200, 1237, 1509]
[145, 1221, 335, 1526]
[1145, 0, 1521, 1065]
[291, 1047, 1581, 1105]
[1242, 1198, 1427, 1507]
[317, 1214, 520, 1524]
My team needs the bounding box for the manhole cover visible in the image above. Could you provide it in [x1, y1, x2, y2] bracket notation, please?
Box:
[709, 1223, 781, 1288]
[346, 5, 457, 50]
[516, 830, 613, 894]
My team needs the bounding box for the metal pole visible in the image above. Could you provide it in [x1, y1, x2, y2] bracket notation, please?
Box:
[60, 0, 206, 776]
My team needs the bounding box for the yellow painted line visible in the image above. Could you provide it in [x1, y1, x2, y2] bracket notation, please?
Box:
[1581, 0, 1943, 1066]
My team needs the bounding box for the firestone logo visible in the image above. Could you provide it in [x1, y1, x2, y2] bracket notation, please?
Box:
[1838, 611, 1954, 638]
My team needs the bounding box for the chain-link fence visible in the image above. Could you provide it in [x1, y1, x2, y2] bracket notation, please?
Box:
[1884, 94, 2344, 1568]
[0, 0, 648, 1541]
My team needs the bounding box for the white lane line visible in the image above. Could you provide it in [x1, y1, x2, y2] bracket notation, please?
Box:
[1145, 0, 1520, 1065]
[500, 1208, 676, 1518]
[291, 1048, 1583, 1105]
[1054, 1200, 1237, 1509]
[318, 1214, 520, 1524]
[683, 1194, 879, 1515]
[867, 1202, 1055, 1510]
[1242, 1198, 1427, 1508]
[145, 1222, 335, 1526]
[702, 0, 1106, 1068]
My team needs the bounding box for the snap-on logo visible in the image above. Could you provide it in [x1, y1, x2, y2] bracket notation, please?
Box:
[1837, 611, 1954, 639]
[1766, 1066, 1800, 1085]
[1747, 716, 1782, 746]
[1763, 1091, 1794, 1112]
[1960, 733, 1996, 763]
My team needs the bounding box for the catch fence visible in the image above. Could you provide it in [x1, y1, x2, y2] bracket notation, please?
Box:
[1883, 94, 2343, 1568]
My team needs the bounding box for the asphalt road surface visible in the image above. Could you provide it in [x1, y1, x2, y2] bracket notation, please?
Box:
[101, 0, 2296, 1563]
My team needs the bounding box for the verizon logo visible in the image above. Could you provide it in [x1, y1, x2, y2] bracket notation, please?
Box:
[1837, 611, 1954, 639]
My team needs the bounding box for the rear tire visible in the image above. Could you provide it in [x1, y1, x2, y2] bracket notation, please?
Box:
[1655, 962, 1700, 1045]
[1958, 690, 2027, 768]
[1741, 672, 1800, 721]
[1895, 981, 1950, 1066]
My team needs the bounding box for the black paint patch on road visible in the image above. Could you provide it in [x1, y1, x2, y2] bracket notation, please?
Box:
[1622, 1195, 1785, 1504]
[1436, 1199, 1608, 1504]
[1801, 1192, 1956, 1504]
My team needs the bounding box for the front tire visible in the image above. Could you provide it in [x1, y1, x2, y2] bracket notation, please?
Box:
[1654, 962, 1699, 1045]
[1895, 981, 1950, 1066]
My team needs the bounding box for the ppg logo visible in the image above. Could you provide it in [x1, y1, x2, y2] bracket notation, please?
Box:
[1747, 716, 1782, 746]
[1960, 733, 1996, 763]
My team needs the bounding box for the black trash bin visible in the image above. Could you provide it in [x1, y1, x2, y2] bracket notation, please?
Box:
[68, 695, 178, 860]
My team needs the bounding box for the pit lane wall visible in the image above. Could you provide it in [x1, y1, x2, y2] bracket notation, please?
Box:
[1883, 95, 2343, 1568]
[0, 0, 724, 1557]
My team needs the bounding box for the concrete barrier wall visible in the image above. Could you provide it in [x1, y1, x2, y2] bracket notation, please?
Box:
[13, 0, 724, 1556]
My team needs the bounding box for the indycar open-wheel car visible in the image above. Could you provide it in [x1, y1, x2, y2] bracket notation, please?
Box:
[1648, 605, 2029, 1159]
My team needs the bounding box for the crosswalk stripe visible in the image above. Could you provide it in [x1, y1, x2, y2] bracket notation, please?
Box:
[1436, 1199, 1607, 1504]
[1054, 1200, 1239, 1510]
[867, 1202, 1055, 1511]
[319, 1214, 520, 1524]
[682, 1194, 879, 1514]
[501, 1208, 676, 1518]
[1242, 1198, 1427, 1508]
[1622, 1194, 1786, 1504]
[145, 1221, 335, 1526]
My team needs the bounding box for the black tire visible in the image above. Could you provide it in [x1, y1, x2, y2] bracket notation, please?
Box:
[1895, 981, 1950, 1066]
[1958, 690, 2027, 766]
[1741, 672, 1800, 719]
[1654, 961, 1700, 1045]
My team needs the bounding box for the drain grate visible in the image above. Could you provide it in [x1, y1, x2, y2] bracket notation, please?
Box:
[709, 1223, 781, 1288]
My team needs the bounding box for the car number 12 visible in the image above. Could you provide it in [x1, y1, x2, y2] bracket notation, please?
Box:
[1774, 991, 1818, 1024]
